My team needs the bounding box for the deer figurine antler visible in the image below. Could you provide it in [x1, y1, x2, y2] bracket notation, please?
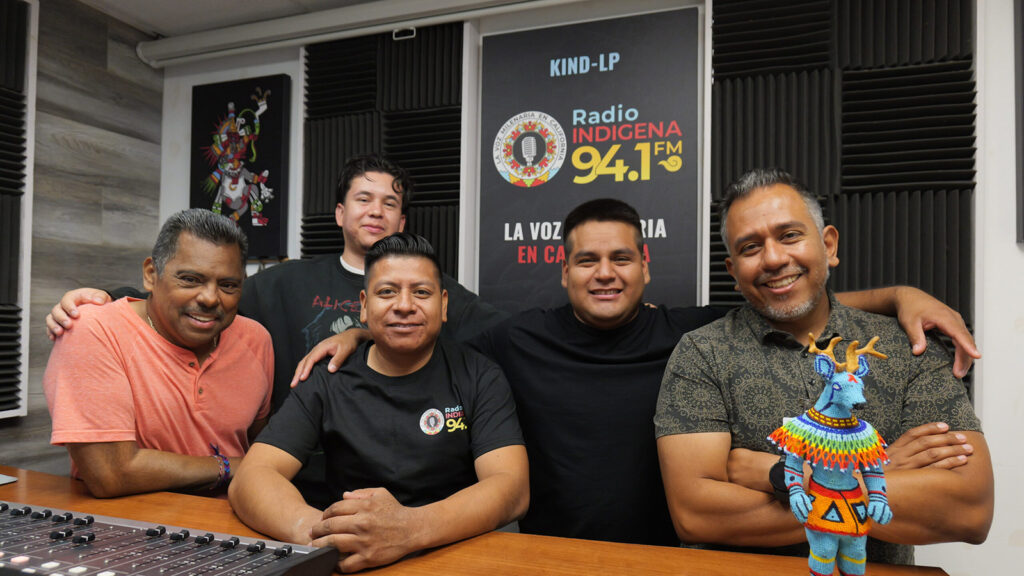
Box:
[809, 334, 888, 373]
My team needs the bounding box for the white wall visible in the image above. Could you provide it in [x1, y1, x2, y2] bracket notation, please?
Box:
[160, 47, 305, 264]
[915, 0, 1023, 573]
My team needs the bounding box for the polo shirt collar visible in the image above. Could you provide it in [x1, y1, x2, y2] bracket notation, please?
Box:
[740, 289, 850, 349]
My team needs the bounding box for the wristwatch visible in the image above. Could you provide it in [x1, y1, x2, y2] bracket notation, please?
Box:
[768, 455, 790, 506]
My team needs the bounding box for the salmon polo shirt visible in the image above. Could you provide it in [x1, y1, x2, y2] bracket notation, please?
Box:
[44, 298, 273, 474]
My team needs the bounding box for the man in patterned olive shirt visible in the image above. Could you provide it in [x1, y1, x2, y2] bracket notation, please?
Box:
[655, 168, 993, 565]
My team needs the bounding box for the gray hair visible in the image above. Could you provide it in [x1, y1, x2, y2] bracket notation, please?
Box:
[152, 208, 248, 274]
[719, 168, 825, 253]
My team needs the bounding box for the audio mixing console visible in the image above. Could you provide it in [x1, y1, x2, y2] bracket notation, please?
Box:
[0, 500, 338, 575]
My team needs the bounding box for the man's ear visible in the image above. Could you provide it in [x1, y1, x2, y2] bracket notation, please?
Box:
[359, 289, 368, 325]
[335, 202, 346, 227]
[398, 214, 406, 232]
[724, 257, 741, 291]
[561, 259, 569, 288]
[142, 257, 157, 292]
[441, 289, 448, 323]
[823, 225, 839, 267]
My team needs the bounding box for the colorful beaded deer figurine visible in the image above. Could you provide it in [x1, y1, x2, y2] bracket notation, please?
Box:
[768, 335, 893, 576]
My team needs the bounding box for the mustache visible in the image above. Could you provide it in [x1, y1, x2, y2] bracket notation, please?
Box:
[756, 266, 808, 285]
[184, 306, 223, 319]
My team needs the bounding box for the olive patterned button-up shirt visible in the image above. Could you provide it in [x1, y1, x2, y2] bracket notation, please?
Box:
[654, 292, 981, 565]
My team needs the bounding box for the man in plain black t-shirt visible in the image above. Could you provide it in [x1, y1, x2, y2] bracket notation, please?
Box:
[229, 233, 528, 573]
[464, 199, 721, 545]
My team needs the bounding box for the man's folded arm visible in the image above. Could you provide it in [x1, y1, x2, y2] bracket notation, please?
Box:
[309, 444, 529, 572]
[869, 338, 996, 545]
[657, 432, 806, 547]
[229, 442, 321, 544]
[67, 441, 237, 498]
[399, 444, 529, 550]
[872, 430, 993, 545]
[723, 427, 993, 545]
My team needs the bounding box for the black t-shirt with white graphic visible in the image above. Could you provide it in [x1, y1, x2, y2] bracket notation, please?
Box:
[257, 339, 523, 506]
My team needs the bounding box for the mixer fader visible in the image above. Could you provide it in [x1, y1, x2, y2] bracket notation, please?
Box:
[0, 501, 338, 575]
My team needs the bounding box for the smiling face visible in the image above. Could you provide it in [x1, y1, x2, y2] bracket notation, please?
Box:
[724, 183, 839, 336]
[142, 232, 244, 360]
[336, 171, 407, 264]
[561, 220, 650, 331]
[360, 255, 447, 364]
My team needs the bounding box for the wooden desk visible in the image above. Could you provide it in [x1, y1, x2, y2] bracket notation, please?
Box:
[0, 466, 946, 575]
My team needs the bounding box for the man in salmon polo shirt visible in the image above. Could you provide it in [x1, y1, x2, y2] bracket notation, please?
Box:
[43, 208, 273, 498]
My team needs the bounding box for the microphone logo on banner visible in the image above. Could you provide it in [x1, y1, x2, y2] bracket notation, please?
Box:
[492, 111, 567, 188]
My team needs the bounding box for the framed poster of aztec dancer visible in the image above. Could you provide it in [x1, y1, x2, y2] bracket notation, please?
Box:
[190, 74, 291, 258]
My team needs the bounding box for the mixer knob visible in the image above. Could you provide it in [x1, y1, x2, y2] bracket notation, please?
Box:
[274, 545, 293, 557]
[11, 506, 30, 516]
[53, 512, 74, 523]
[31, 509, 53, 519]
[73, 515, 94, 526]
[246, 540, 266, 552]
[220, 537, 240, 549]
[72, 532, 96, 544]
[169, 529, 191, 541]
[195, 533, 215, 545]
[49, 527, 74, 539]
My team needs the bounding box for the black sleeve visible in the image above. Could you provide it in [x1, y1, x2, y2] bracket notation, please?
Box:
[462, 353, 524, 459]
[238, 273, 262, 322]
[108, 286, 148, 300]
[441, 275, 509, 342]
[667, 305, 727, 332]
[254, 364, 328, 465]
[463, 316, 513, 363]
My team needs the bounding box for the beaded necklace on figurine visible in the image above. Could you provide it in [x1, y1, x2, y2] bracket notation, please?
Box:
[768, 408, 889, 472]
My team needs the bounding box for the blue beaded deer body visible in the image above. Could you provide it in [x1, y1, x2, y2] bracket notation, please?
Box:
[768, 335, 893, 576]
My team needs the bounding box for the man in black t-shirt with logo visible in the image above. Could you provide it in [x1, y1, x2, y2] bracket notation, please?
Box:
[229, 233, 527, 574]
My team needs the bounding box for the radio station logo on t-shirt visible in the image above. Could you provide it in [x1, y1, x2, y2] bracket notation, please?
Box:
[444, 405, 468, 433]
[419, 406, 469, 435]
[419, 408, 444, 435]
[492, 111, 567, 188]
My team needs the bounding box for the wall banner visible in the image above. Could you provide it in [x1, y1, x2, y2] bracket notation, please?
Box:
[479, 8, 701, 313]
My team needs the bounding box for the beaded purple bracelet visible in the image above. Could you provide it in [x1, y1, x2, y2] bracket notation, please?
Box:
[210, 443, 232, 489]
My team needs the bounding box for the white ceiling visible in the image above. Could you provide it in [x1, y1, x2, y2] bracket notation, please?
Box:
[78, 0, 374, 37]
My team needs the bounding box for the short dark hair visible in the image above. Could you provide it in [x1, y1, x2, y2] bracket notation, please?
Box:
[719, 168, 824, 252]
[563, 198, 644, 254]
[152, 208, 248, 274]
[336, 154, 414, 214]
[364, 232, 442, 288]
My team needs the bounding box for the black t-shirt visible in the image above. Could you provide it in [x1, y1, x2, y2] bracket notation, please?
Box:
[257, 339, 523, 506]
[468, 304, 724, 545]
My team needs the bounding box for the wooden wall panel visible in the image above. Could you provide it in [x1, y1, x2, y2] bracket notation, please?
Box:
[0, 0, 163, 476]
